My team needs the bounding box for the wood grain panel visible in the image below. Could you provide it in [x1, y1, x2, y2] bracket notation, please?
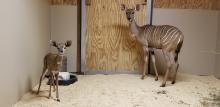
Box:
[154, 0, 220, 10]
[49, 0, 220, 9]
[212, 0, 220, 10]
[50, 0, 78, 5]
[86, 0, 146, 73]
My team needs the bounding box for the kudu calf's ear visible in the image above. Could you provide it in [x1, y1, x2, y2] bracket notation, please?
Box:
[121, 4, 126, 11]
[135, 4, 140, 11]
[65, 40, 72, 47]
[50, 40, 58, 47]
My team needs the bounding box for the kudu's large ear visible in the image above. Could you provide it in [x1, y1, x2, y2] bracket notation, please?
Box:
[65, 40, 72, 47]
[121, 4, 126, 11]
[50, 40, 58, 47]
[135, 4, 140, 11]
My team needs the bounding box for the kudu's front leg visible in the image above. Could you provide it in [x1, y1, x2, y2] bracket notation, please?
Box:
[151, 50, 159, 81]
[55, 73, 60, 102]
[141, 60, 147, 80]
[49, 73, 53, 99]
[37, 66, 47, 94]
[141, 47, 149, 80]
[51, 74, 56, 92]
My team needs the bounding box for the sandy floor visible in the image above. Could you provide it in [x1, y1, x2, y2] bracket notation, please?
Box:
[13, 73, 220, 107]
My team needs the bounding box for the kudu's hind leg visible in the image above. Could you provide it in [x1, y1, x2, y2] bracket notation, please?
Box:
[171, 63, 179, 84]
[48, 73, 52, 99]
[37, 66, 47, 94]
[151, 51, 159, 81]
[161, 51, 175, 87]
[172, 52, 179, 84]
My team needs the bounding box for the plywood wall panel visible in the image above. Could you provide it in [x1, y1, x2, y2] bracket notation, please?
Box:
[212, 0, 220, 10]
[154, 0, 220, 10]
[50, 0, 78, 5]
[49, 0, 220, 9]
[85, 0, 146, 73]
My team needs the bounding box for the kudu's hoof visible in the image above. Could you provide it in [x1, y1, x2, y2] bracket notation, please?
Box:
[141, 76, 145, 80]
[48, 96, 52, 99]
[57, 99, 60, 102]
[155, 77, 158, 81]
[160, 84, 166, 87]
[171, 81, 176, 84]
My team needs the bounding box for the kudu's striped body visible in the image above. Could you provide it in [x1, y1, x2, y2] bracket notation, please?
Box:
[121, 4, 184, 87]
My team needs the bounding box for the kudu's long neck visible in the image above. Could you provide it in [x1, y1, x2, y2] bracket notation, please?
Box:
[129, 19, 140, 36]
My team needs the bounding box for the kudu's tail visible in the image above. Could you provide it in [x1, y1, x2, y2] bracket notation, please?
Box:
[174, 41, 183, 62]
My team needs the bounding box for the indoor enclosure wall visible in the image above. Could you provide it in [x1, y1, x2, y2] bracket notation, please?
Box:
[0, 0, 50, 107]
[1, 0, 220, 106]
[152, 9, 219, 76]
[215, 11, 220, 79]
[50, 5, 78, 73]
[83, 0, 220, 77]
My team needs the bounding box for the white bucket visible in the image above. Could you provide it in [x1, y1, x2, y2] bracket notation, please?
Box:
[58, 72, 70, 80]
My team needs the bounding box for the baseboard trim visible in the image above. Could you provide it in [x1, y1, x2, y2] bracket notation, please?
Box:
[83, 70, 141, 75]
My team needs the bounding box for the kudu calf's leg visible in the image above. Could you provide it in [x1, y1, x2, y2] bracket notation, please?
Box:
[48, 73, 58, 99]
[55, 74, 60, 102]
[51, 74, 56, 92]
[37, 66, 47, 94]
[49, 73, 52, 98]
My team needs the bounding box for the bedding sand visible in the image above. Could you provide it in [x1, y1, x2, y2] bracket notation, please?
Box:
[13, 73, 220, 107]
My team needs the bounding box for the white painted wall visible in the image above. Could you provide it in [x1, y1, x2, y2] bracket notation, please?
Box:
[50, 6, 78, 73]
[150, 9, 219, 75]
[0, 0, 50, 107]
[215, 11, 220, 79]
